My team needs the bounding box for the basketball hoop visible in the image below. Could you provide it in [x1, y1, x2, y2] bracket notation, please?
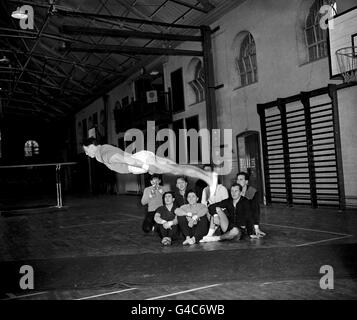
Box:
[336, 47, 357, 83]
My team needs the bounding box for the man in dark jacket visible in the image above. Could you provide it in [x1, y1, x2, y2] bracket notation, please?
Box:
[154, 191, 179, 246]
[237, 172, 266, 238]
[174, 176, 190, 207]
[200, 183, 250, 242]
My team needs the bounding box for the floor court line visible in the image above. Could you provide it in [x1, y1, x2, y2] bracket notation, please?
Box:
[296, 235, 353, 247]
[146, 284, 221, 300]
[119, 213, 143, 220]
[59, 219, 137, 229]
[75, 288, 137, 300]
[261, 222, 351, 236]
[3, 291, 48, 300]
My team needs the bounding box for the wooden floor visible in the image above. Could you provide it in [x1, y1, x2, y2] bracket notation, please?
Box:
[1, 194, 357, 300]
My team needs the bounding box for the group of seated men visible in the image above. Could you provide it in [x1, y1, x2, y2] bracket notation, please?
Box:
[141, 171, 266, 246]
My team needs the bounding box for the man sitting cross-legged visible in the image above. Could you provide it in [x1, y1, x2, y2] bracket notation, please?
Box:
[175, 190, 209, 245]
[200, 183, 251, 243]
[154, 191, 179, 246]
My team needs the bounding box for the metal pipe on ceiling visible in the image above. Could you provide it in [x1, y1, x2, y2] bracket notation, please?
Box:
[0, 78, 85, 95]
[9, 3, 54, 97]
[60, 25, 203, 42]
[169, 0, 212, 13]
[66, 44, 203, 56]
[0, 27, 92, 45]
[55, 8, 202, 30]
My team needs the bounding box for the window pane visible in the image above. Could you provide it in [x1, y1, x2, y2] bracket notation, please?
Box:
[309, 46, 317, 61]
[241, 74, 247, 87]
[306, 27, 315, 45]
[244, 57, 252, 72]
[251, 53, 257, 69]
[253, 69, 258, 82]
[305, 0, 334, 62]
[247, 71, 253, 84]
[24, 140, 39, 157]
[318, 42, 327, 58]
[315, 25, 324, 41]
[237, 58, 245, 74]
[236, 33, 258, 87]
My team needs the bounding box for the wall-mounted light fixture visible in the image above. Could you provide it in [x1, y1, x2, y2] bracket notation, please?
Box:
[11, 7, 28, 19]
[0, 56, 10, 64]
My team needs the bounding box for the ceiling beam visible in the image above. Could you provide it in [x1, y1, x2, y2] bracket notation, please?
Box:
[60, 25, 203, 42]
[38, 31, 126, 84]
[6, 100, 58, 117]
[2, 89, 66, 115]
[0, 44, 124, 77]
[197, 0, 215, 11]
[25, 73, 72, 109]
[168, 0, 213, 13]
[10, 88, 82, 103]
[0, 67, 71, 80]
[9, 0, 51, 9]
[0, 27, 92, 46]
[114, 0, 163, 32]
[27, 68, 60, 88]
[30, 56, 92, 94]
[3, 108, 53, 122]
[65, 44, 203, 56]
[0, 78, 84, 95]
[55, 8, 202, 30]
[7, 3, 54, 115]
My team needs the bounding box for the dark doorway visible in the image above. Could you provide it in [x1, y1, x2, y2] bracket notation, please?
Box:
[185, 115, 201, 164]
[236, 131, 263, 203]
[170, 68, 185, 113]
[172, 119, 184, 164]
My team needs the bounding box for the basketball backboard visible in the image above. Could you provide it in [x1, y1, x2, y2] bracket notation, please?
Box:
[328, 6, 357, 79]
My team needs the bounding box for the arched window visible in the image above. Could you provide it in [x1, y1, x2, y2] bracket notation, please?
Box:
[235, 32, 258, 87]
[305, 0, 337, 61]
[24, 140, 39, 157]
[187, 58, 205, 105]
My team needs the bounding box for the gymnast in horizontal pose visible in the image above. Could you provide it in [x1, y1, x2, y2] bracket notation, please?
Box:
[82, 137, 218, 194]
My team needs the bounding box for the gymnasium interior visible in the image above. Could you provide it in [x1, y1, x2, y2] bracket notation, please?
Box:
[0, 0, 357, 301]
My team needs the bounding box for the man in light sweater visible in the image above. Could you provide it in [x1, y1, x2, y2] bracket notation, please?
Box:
[141, 174, 166, 233]
[201, 166, 229, 207]
[175, 190, 209, 245]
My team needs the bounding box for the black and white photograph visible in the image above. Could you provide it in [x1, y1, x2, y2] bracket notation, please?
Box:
[0, 0, 356, 306]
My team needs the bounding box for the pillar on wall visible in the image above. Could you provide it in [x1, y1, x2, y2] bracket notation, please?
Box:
[201, 25, 218, 166]
[103, 94, 109, 144]
[277, 99, 293, 207]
